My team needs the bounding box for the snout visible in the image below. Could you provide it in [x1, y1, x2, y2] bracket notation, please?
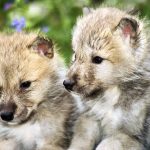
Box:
[0, 103, 17, 122]
[1, 111, 14, 122]
[63, 79, 75, 91]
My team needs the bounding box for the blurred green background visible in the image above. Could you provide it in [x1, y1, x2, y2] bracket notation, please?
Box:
[0, 0, 150, 64]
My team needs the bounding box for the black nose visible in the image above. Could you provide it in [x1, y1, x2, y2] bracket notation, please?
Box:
[63, 80, 75, 91]
[0, 112, 14, 122]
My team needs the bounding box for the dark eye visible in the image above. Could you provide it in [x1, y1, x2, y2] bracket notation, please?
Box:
[92, 56, 104, 64]
[20, 81, 31, 90]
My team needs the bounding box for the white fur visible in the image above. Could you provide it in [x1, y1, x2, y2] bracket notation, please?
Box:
[72, 93, 85, 113]
[88, 86, 122, 130]
[0, 120, 56, 149]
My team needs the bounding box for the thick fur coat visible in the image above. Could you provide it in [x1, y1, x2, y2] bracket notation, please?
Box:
[64, 7, 150, 150]
[0, 32, 77, 150]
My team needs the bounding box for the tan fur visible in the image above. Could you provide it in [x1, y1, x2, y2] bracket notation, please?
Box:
[66, 7, 150, 150]
[0, 32, 77, 150]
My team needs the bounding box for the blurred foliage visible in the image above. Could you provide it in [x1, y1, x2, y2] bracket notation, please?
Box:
[0, 0, 150, 64]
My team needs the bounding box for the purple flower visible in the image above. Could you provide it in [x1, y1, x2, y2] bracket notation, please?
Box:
[3, 3, 12, 10]
[41, 26, 49, 33]
[11, 17, 26, 32]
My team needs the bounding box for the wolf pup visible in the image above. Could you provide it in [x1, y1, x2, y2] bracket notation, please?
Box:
[0, 32, 77, 150]
[63, 7, 150, 150]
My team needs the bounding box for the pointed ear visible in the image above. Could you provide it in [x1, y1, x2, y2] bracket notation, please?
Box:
[127, 8, 139, 16]
[82, 7, 94, 16]
[116, 17, 139, 38]
[28, 36, 54, 58]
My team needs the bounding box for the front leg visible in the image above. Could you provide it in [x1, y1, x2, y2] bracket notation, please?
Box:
[36, 137, 67, 150]
[0, 139, 18, 150]
[96, 133, 144, 150]
[68, 113, 100, 150]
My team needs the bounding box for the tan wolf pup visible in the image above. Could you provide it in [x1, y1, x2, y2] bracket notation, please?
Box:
[63, 7, 150, 150]
[0, 32, 77, 150]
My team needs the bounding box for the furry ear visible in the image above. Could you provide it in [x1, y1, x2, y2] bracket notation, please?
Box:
[82, 7, 94, 16]
[28, 36, 54, 58]
[127, 8, 139, 16]
[116, 17, 139, 38]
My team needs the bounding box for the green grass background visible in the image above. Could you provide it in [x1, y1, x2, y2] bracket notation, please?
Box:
[0, 0, 150, 64]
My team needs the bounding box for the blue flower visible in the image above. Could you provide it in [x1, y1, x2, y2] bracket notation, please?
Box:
[41, 26, 49, 33]
[3, 3, 12, 10]
[11, 17, 26, 32]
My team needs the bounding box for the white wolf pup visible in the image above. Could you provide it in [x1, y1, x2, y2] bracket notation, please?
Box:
[63, 7, 150, 150]
[0, 32, 77, 150]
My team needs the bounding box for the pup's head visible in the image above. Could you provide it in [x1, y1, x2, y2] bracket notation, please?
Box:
[64, 7, 147, 98]
[0, 32, 59, 125]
